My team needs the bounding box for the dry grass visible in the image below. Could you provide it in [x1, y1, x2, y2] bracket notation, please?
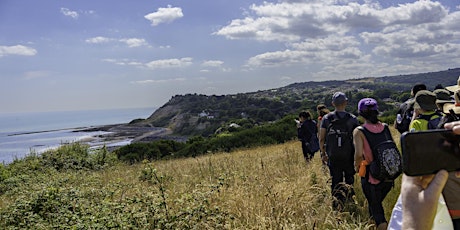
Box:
[123, 139, 401, 229]
[0, 128, 403, 229]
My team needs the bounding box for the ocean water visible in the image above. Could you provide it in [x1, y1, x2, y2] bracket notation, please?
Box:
[0, 107, 155, 164]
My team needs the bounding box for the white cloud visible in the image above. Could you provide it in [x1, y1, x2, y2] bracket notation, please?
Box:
[131, 78, 186, 84]
[144, 5, 183, 26]
[85, 36, 113, 44]
[215, 0, 460, 77]
[60, 8, 79, 19]
[0, 45, 37, 57]
[145, 58, 193, 69]
[202, 60, 224, 67]
[120, 38, 148, 48]
[86, 37, 149, 48]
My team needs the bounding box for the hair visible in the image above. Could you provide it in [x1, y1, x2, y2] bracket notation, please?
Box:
[299, 111, 311, 120]
[412, 83, 427, 95]
[359, 109, 379, 124]
[318, 108, 330, 117]
[316, 104, 327, 111]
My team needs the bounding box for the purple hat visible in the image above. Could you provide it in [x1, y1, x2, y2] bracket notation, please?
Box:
[358, 98, 378, 112]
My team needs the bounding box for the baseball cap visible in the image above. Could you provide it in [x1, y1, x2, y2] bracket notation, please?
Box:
[414, 90, 437, 111]
[332, 92, 347, 105]
[358, 98, 378, 113]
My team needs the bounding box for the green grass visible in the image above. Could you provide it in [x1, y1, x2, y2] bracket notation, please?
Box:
[0, 133, 402, 229]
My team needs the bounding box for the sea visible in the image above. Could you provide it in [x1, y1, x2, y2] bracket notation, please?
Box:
[0, 107, 155, 164]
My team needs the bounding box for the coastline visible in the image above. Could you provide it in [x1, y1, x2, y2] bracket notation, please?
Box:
[76, 123, 187, 152]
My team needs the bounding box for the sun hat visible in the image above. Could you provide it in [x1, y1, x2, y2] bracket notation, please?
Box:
[414, 90, 437, 111]
[358, 98, 378, 112]
[434, 88, 454, 105]
[332, 92, 347, 105]
[443, 90, 460, 114]
[446, 76, 460, 93]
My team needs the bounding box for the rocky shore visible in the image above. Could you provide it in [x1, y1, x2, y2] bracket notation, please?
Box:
[77, 124, 188, 151]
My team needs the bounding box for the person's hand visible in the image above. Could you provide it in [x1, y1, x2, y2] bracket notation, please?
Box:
[443, 120, 460, 134]
[321, 153, 328, 165]
[402, 170, 449, 230]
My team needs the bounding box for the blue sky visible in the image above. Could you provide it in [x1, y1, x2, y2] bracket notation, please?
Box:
[1, 0, 459, 113]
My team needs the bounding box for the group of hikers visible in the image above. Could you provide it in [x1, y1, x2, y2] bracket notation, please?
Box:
[296, 77, 460, 230]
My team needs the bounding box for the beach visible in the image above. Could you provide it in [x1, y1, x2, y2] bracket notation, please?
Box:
[0, 107, 170, 164]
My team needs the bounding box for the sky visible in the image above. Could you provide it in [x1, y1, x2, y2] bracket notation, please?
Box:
[1, 0, 460, 113]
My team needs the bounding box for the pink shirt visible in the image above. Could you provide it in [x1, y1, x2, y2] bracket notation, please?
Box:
[362, 122, 385, 184]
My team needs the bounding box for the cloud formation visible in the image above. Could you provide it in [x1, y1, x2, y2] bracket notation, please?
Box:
[216, 0, 460, 75]
[146, 58, 193, 69]
[0, 45, 37, 57]
[144, 5, 184, 26]
[86, 37, 149, 48]
[60, 8, 79, 19]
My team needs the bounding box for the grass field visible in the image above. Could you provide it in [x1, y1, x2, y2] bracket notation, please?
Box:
[0, 128, 403, 229]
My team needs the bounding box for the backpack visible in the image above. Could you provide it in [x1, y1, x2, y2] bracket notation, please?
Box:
[395, 99, 414, 134]
[418, 112, 442, 130]
[325, 112, 356, 162]
[358, 124, 402, 181]
[307, 123, 320, 153]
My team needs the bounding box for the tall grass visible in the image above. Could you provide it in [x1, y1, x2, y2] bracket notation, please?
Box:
[0, 136, 402, 229]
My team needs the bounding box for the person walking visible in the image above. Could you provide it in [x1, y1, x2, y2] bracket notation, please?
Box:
[319, 92, 359, 210]
[395, 83, 427, 133]
[297, 111, 318, 162]
[409, 90, 442, 131]
[353, 98, 395, 230]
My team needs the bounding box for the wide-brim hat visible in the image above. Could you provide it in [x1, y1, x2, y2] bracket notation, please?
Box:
[434, 88, 454, 104]
[443, 90, 460, 114]
[446, 76, 460, 92]
[414, 90, 437, 111]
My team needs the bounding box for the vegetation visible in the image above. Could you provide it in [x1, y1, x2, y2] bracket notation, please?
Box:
[3, 68, 459, 228]
[0, 129, 403, 229]
[140, 68, 460, 136]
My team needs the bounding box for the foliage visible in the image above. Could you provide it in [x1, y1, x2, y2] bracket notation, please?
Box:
[116, 115, 298, 162]
[0, 138, 404, 229]
[143, 68, 460, 137]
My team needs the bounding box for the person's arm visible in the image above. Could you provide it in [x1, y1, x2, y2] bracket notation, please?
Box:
[353, 128, 364, 173]
[402, 170, 449, 230]
[319, 127, 327, 162]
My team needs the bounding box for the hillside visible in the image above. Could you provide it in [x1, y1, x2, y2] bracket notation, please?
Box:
[139, 68, 460, 136]
[0, 139, 402, 229]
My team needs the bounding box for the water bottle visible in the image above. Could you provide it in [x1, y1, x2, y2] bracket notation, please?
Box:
[396, 114, 402, 124]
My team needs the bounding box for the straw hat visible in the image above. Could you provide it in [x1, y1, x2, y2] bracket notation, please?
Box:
[446, 76, 460, 92]
[443, 90, 460, 114]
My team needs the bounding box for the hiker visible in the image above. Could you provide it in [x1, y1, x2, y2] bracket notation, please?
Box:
[316, 104, 330, 130]
[395, 83, 427, 133]
[438, 89, 460, 229]
[297, 111, 318, 162]
[434, 88, 454, 112]
[389, 90, 452, 229]
[353, 98, 395, 230]
[319, 92, 359, 210]
[409, 90, 442, 131]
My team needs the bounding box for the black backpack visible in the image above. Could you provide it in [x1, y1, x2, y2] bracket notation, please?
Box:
[325, 112, 356, 162]
[358, 124, 402, 181]
[395, 99, 414, 134]
[307, 120, 320, 153]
